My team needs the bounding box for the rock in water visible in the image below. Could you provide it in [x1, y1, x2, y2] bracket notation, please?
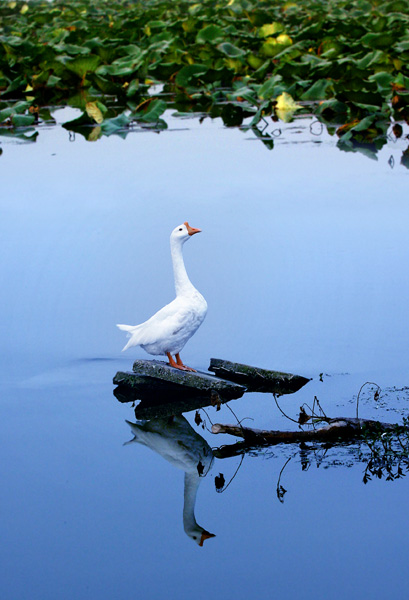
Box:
[208, 358, 310, 394]
[113, 359, 246, 401]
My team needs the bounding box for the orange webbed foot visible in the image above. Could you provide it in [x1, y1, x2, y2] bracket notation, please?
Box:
[175, 353, 196, 372]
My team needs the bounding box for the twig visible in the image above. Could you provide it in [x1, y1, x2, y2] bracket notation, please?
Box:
[315, 396, 327, 419]
[273, 393, 300, 424]
[198, 407, 215, 433]
[216, 454, 245, 493]
[356, 382, 381, 419]
[225, 402, 244, 429]
[276, 456, 292, 503]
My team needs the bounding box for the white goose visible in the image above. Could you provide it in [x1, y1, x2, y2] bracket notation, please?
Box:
[125, 416, 215, 546]
[117, 222, 207, 372]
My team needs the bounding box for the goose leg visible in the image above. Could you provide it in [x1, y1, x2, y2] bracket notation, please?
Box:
[166, 352, 180, 369]
[166, 352, 196, 372]
[175, 353, 196, 372]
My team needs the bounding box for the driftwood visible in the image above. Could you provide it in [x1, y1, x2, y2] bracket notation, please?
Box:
[208, 358, 310, 394]
[212, 417, 401, 449]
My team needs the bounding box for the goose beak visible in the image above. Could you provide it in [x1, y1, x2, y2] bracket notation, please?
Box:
[184, 221, 201, 236]
[199, 530, 216, 546]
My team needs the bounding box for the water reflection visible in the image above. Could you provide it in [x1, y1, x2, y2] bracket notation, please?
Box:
[114, 381, 242, 420]
[2, 101, 409, 169]
[117, 380, 409, 553]
[214, 432, 409, 501]
[124, 415, 215, 546]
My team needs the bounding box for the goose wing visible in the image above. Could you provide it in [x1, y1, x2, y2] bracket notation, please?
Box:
[118, 297, 196, 350]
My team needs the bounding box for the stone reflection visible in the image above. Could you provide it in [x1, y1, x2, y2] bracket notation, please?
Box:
[125, 415, 215, 546]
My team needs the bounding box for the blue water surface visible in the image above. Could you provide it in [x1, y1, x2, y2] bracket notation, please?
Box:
[1, 112, 409, 600]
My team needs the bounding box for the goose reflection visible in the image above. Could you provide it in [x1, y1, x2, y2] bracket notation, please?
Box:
[125, 415, 215, 546]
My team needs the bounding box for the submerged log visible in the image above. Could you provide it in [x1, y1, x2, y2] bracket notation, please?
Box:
[208, 358, 310, 394]
[211, 417, 402, 451]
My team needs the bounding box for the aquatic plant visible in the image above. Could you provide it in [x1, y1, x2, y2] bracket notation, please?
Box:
[1, 0, 408, 153]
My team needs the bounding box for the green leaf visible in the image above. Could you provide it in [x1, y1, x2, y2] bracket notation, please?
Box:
[126, 79, 141, 98]
[315, 99, 348, 115]
[52, 43, 91, 56]
[65, 55, 101, 78]
[0, 107, 14, 123]
[62, 112, 93, 129]
[221, 103, 243, 127]
[175, 64, 208, 87]
[217, 42, 246, 58]
[301, 79, 333, 101]
[100, 113, 131, 136]
[97, 55, 144, 77]
[196, 25, 224, 45]
[395, 40, 409, 52]
[4, 76, 26, 94]
[361, 32, 395, 49]
[11, 113, 35, 127]
[258, 22, 284, 38]
[258, 75, 285, 100]
[134, 99, 167, 122]
[249, 125, 275, 150]
[356, 50, 387, 70]
[338, 140, 379, 161]
[0, 128, 38, 143]
[11, 101, 31, 114]
[92, 75, 120, 94]
[368, 71, 394, 94]
[149, 31, 174, 54]
[0, 101, 31, 124]
[394, 73, 409, 90]
[352, 115, 377, 131]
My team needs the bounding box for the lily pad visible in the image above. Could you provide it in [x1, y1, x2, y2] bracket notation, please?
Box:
[65, 55, 101, 78]
[196, 25, 224, 45]
[134, 98, 167, 122]
[217, 42, 246, 58]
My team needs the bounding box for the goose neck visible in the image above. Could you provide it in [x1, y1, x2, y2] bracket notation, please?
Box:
[171, 238, 194, 296]
[183, 471, 200, 527]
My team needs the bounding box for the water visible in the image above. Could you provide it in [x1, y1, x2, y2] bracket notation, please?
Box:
[1, 111, 409, 600]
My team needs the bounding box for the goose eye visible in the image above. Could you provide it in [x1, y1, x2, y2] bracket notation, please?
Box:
[179, 228, 183, 231]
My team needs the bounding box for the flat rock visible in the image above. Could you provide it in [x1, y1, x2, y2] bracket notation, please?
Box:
[208, 358, 311, 394]
[113, 359, 246, 401]
[113, 360, 246, 419]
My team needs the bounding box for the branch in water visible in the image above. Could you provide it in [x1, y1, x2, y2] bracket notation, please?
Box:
[211, 417, 402, 446]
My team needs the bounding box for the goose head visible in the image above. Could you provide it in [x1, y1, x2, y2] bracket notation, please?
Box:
[171, 222, 201, 243]
[185, 524, 216, 546]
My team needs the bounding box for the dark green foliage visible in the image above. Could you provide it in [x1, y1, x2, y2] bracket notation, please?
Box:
[1, 0, 408, 149]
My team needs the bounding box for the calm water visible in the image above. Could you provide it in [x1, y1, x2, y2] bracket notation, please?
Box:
[1, 111, 409, 600]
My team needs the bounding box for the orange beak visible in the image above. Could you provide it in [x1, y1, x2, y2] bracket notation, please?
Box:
[184, 221, 201, 236]
[199, 530, 216, 546]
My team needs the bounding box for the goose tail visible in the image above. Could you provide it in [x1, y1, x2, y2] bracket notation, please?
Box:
[116, 323, 143, 351]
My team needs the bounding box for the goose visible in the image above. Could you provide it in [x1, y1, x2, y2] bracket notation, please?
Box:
[117, 222, 207, 372]
[125, 415, 216, 546]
